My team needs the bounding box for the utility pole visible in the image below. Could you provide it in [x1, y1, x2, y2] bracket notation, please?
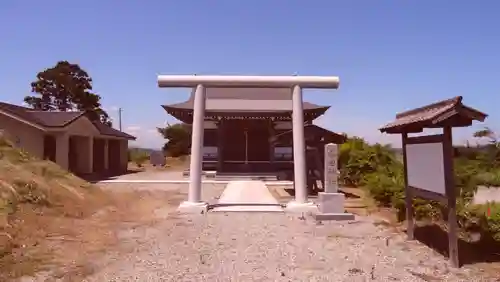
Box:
[118, 107, 123, 131]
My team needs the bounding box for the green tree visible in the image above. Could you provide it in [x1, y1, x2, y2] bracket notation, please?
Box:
[474, 127, 497, 142]
[473, 127, 500, 168]
[338, 137, 396, 186]
[24, 61, 112, 126]
[157, 123, 192, 157]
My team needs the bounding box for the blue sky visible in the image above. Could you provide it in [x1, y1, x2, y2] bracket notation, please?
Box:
[1, 1, 499, 149]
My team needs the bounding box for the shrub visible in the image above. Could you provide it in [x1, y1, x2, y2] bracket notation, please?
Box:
[128, 149, 149, 167]
[339, 137, 399, 187]
[12, 179, 50, 206]
[362, 169, 403, 206]
[462, 203, 500, 241]
[476, 170, 500, 187]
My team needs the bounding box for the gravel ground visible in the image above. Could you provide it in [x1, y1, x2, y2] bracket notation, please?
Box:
[82, 181, 497, 282]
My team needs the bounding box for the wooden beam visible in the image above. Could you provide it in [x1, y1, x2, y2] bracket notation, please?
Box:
[411, 186, 447, 203]
[402, 132, 415, 240]
[406, 134, 444, 144]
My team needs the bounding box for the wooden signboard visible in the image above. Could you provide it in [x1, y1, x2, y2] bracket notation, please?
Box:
[380, 96, 488, 269]
[402, 127, 459, 267]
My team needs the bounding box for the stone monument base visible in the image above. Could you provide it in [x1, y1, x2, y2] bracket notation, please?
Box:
[314, 192, 355, 221]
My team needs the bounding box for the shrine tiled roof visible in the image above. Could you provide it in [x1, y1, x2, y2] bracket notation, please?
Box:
[379, 96, 487, 134]
[273, 124, 346, 144]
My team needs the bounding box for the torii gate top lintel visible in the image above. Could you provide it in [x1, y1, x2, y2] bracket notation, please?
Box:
[157, 75, 340, 89]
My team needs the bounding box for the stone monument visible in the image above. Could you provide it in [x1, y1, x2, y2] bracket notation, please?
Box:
[150, 151, 166, 167]
[314, 143, 355, 221]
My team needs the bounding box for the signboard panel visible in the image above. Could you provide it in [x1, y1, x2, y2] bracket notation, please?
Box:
[406, 142, 446, 195]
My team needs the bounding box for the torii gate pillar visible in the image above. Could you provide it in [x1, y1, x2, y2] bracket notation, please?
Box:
[157, 75, 340, 214]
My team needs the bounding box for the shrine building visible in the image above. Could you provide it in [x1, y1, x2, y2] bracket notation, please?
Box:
[162, 87, 345, 174]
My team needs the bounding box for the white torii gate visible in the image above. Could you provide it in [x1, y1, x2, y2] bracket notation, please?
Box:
[157, 75, 340, 213]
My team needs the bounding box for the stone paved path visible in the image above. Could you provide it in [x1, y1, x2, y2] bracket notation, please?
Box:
[212, 180, 283, 212]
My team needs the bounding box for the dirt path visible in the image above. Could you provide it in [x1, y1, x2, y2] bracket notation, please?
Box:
[13, 185, 191, 281]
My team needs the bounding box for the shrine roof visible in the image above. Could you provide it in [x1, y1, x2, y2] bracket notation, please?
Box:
[162, 87, 329, 112]
[379, 96, 487, 134]
[273, 124, 346, 144]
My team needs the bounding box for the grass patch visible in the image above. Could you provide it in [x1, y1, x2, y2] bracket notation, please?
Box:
[0, 136, 112, 279]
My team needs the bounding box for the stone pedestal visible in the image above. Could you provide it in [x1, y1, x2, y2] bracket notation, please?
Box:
[177, 201, 208, 214]
[318, 192, 345, 213]
[314, 192, 355, 221]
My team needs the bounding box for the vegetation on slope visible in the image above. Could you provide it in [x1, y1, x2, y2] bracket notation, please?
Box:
[128, 148, 151, 167]
[0, 136, 111, 278]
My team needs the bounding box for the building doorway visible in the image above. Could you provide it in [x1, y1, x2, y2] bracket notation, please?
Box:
[43, 135, 56, 162]
[219, 120, 271, 172]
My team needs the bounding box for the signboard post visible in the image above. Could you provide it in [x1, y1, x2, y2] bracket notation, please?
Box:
[314, 143, 354, 221]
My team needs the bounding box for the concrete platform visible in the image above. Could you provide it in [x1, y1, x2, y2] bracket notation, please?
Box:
[473, 186, 500, 204]
[211, 180, 284, 212]
[177, 201, 208, 214]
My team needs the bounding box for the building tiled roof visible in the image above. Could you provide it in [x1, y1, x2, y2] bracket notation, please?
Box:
[92, 122, 136, 140]
[0, 102, 135, 140]
[29, 111, 85, 127]
[379, 96, 487, 134]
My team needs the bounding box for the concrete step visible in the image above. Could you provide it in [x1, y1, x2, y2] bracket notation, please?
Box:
[182, 170, 278, 181]
[215, 175, 278, 181]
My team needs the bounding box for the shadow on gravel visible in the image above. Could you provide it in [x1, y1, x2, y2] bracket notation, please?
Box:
[285, 188, 361, 199]
[208, 203, 285, 211]
[414, 224, 500, 266]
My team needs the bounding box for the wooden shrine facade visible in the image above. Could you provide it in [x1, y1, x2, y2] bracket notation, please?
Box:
[199, 119, 345, 172]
